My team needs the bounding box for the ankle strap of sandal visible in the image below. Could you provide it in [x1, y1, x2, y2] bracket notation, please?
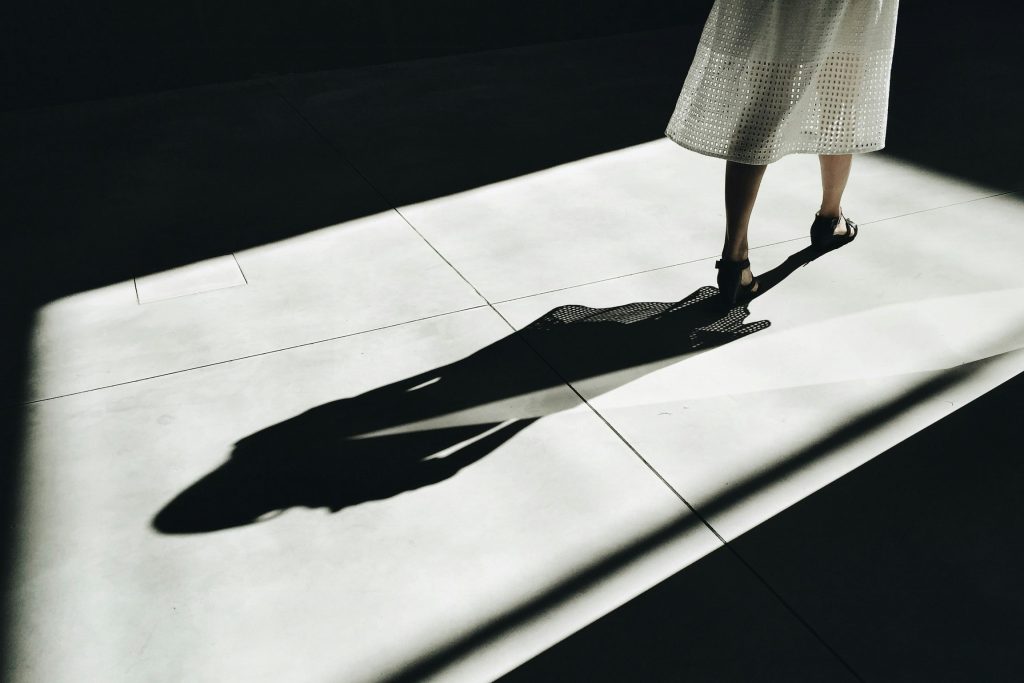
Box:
[715, 258, 750, 270]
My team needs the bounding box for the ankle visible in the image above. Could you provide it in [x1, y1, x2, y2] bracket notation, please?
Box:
[818, 205, 842, 219]
[721, 248, 748, 262]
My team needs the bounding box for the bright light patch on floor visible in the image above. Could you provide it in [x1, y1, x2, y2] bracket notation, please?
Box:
[12, 140, 1024, 683]
[406, 376, 441, 391]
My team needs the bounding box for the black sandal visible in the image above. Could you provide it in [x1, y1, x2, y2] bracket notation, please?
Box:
[810, 211, 858, 250]
[715, 257, 760, 309]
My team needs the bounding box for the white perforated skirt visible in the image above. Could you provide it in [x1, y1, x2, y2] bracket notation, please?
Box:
[665, 0, 899, 165]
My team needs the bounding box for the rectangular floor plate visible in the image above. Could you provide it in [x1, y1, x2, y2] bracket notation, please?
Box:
[135, 254, 246, 303]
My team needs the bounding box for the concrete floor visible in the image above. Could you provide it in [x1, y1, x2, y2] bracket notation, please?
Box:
[4, 26, 1024, 683]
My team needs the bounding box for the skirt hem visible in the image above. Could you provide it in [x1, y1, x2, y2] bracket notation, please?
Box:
[663, 131, 886, 165]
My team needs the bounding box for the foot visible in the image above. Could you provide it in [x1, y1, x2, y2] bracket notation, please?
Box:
[721, 251, 760, 294]
[811, 209, 858, 248]
[816, 208, 855, 237]
[716, 256, 761, 308]
[738, 265, 759, 293]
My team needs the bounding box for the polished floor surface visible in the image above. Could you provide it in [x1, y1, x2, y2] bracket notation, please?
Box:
[4, 25, 1023, 683]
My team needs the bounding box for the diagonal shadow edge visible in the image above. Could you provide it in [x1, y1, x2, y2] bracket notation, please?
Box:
[381, 343, 1024, 683]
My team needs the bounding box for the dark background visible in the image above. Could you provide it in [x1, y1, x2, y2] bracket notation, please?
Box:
[3, 0, 716, 111]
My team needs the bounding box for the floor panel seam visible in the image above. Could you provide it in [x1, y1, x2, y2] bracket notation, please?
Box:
[232, 252, 250, 285]
[583, 392, 865, 680]
[499, 307, 867, 680]
[267, 79, 1009, 324]
[23, 305, 488, 405]
[266, 77, 399, 211]
[721, 541, 865, 681]
[491, 187, 1011, 305]
[266, 78, 493, 310]
[853, 190, 1011, 224]
[493, 311, 724, 531]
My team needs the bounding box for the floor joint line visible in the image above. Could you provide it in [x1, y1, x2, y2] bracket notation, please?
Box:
[23, 305, 488, 405]
[852, 190, 1012, 225]
[490, 189, 1014, 306]
[267, 78, 493, 309]
[232, 252, 249, 285]
[720, 541, 866, 681]
[496, 307, 866, 681]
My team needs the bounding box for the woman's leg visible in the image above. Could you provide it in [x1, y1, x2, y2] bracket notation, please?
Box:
[723, 160, 768, 285]
[819, 153, 852, 223]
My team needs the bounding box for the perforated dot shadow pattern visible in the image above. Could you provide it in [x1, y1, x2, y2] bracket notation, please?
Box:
[666, 0, 899, 165]
[524, 286, 771, 350]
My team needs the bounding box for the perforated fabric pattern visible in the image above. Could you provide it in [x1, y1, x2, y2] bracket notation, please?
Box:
[665, 0, 899, 165]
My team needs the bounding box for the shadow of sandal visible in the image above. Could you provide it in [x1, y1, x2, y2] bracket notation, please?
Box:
[747, 241, 841, 300]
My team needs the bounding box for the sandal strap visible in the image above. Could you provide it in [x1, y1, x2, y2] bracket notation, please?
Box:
[715, 257, 750, 271]
[811, 213, 858, 240]
[834, 217, 857, 238]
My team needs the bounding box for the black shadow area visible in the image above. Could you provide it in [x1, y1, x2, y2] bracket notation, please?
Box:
[2, 3, 715, 111]
[2, 26, 701, 308]
[498, 540, 857, 683]
[727, 367, 1024, 681]
[269, 25, 703, 207]
[885, 4, 1023, 192]
[499, 364, 1024, 682]
[153, 286, 768, 534]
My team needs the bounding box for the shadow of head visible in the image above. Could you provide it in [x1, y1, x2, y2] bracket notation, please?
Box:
[153, 285, 770, 534]
[153, 418, 535, 534]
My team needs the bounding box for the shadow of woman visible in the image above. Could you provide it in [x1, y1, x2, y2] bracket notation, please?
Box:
[153, 275, 813, 534]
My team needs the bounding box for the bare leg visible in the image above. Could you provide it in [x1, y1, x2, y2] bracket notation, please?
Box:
[724, 160, 768, 286]
[819, 153, 852, 226]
